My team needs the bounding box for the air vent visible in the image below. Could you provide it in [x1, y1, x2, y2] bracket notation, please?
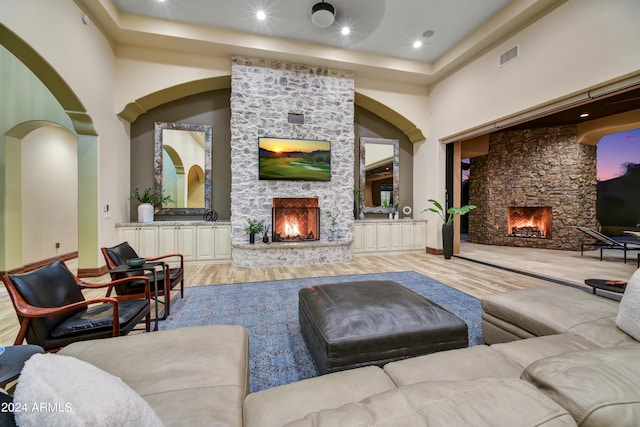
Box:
[499, 45, 519, 67]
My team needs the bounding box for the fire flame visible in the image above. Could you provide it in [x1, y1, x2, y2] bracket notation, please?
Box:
[284, 219, 300, 237]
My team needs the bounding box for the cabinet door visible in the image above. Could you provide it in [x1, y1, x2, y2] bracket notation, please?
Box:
[389, 223, 403, 251]
[214, 225, 231, 260]
[137, 227, 158, 258]
[376, 223, 390, 251]
[401, 222, 415, 250]
[117, 226, 139, 250]
[363, 223, 377, 252]
[158, 226, 178, 256]
[177, 226, 197, 261]
[196, 226, 215, 260]
[413, 222, 427, 250]
[352, 224, 364, 253]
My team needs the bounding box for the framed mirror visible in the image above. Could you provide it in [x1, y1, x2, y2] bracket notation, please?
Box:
[154, 121, 212, 215]
[359, 137, 399, 214]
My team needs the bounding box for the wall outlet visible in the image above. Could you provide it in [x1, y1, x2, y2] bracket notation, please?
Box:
[55, 242, 60, 249]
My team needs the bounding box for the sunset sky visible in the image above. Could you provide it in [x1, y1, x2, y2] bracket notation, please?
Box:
[596, 128, 640, 181]
[259, 137, 329, 153]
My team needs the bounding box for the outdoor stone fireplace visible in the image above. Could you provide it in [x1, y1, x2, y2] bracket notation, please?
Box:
[469, 125, 597, 250]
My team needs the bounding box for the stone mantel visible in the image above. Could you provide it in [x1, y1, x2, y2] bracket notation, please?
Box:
[232, 239, 353, 268]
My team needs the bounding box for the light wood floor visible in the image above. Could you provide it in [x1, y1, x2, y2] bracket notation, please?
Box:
[1, 242, 636, 347]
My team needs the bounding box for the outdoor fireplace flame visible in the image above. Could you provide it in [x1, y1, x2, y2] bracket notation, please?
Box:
[507, 206, 552, 239]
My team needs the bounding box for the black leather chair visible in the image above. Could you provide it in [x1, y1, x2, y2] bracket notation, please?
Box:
[1, 260, 151, 351]
[101, 241, 184, 318]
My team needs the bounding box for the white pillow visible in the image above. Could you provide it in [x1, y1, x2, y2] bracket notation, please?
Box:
[616, 268, 640, 340]
[13, 353, 164, 427]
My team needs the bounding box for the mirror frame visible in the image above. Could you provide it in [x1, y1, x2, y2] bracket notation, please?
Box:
[359, 137, 399, 214]
[154, 121, 212, 215]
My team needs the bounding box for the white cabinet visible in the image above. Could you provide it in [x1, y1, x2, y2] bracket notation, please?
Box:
[116, 225, 158, 258]
[353, 222, 377, 253]
[158, 225, 197, 261]
[353, 220, 427, 254]
[116, 222, 231, 264]
[196, 224, 232, 261]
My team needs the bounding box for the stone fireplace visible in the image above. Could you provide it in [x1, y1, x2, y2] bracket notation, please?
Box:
[469, 125, 597, 250]
[272, 198, 320, 242]
[229, 56, 355, 267]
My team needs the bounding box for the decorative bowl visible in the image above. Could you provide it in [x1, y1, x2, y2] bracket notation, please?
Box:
[126, 258, 146, 268]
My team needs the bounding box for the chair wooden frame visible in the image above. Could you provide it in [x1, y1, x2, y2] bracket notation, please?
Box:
[576, 226, 640, 264]
[101, 246, 184, 317]
[2, 266, 152, 350]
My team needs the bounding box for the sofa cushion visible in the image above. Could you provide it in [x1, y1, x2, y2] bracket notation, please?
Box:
[522, 344, 640, 427]
[13, 353, 164, 427]
[244, 365, 396, 427]
[616, 268, 640, 340]
[284, 378, 577, 427]
[384, 345, 521, 385]
[482, 286, 619, 338]
[59, 325, 249, 427]
[491, 334, 599, 369]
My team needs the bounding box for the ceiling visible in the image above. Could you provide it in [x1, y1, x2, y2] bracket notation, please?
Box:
[76, 0, 638, 130]
[110, 0, 511, 64]
[77, 0, 565, 85]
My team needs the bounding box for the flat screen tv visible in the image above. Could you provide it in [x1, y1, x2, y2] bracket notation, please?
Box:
[259, 137, 331, 181]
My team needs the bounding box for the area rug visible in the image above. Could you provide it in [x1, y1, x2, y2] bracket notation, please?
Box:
[159, 271, 482, 392]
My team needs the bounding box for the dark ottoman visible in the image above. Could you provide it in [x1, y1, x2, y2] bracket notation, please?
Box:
[299, 280, 468, 374]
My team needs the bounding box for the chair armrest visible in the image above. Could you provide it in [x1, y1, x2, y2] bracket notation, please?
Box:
[146, 253, 184, 268]
[11, 295, 119, 319]
[79, 276, 151, 300]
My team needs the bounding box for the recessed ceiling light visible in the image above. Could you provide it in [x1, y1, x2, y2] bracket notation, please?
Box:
[256, 10, 266, 20]
[341, 26, 350, 35]
[413, 40, 422, 48]
[580, 113, 590, 118]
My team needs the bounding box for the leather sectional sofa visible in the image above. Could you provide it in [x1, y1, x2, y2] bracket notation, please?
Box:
[7, 271, 640, 426]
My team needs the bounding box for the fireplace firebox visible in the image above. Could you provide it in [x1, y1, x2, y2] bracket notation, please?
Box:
[272, 198, 320, 242]
[507, 206, 552, 239]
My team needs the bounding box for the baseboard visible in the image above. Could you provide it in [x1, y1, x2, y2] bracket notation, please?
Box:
[1, 252, 78, 276]
[77, 265, 108, 278]
[426, 247, 443, 255]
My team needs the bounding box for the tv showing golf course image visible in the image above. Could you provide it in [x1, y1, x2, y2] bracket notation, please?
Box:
[259, 137, 331, 181]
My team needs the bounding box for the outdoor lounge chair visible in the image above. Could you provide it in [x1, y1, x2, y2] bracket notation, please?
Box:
[575, 226, 640, 264]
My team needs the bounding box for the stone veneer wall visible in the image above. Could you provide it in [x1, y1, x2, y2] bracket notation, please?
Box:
[230, 56, 355, 266]
[468, 125, 597, 250]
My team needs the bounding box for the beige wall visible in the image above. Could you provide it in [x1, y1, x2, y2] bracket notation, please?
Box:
[1, 0, 131, 267]
[21, 126, 78, 264]
[417, 0, 640, 249]
[3, 0, 639, 264]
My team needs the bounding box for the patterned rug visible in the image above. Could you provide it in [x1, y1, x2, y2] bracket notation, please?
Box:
[159, 271, 482, 392]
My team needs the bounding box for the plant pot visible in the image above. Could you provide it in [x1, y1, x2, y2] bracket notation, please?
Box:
[262, 235, 269, 244]
[249, 233, 256, 244]
[138, 203, 154, 223]
[442, 223, 454, 260]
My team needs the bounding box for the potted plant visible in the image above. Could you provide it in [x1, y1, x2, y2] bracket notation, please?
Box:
[132, 187, 174, 223]
[244, 218, 265, 244]
[423, 198, 476, 259]
[262, 225, 271, 244]
[326, 211, 338, 241]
